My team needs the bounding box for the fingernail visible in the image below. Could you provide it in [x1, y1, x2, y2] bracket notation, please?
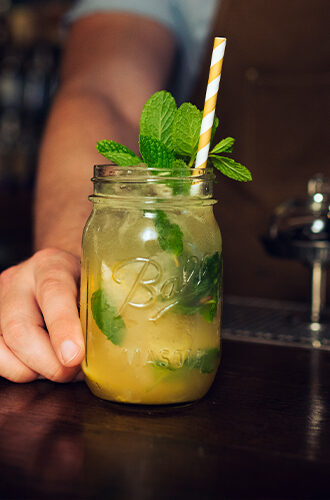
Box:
[60, 340, 80, 365]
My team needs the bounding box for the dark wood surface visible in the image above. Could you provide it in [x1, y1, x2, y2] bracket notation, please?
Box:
[0, 339, 330, 500]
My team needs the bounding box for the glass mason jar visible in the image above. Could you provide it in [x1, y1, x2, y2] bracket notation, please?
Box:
[80, 165, 222, 405]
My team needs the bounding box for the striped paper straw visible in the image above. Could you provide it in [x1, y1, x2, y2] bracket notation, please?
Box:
[195, 37, 226, 170]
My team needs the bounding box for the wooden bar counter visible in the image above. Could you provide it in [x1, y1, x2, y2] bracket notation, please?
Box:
[0, 336, 330, 499]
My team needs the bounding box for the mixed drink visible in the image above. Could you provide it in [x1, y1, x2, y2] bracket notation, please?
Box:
[80, 87, 250, 405]
[80, 189, 222, 404]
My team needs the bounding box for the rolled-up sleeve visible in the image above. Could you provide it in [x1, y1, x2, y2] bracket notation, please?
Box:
[66, 0, 219, 102]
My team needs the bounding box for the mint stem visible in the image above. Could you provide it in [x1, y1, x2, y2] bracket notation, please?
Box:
[188, 156, 196, 168]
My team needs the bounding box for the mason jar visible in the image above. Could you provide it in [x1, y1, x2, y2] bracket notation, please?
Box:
[80, 165, 222, 405]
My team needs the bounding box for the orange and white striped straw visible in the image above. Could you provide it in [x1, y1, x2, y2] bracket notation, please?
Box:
[195, 37, 226, 170]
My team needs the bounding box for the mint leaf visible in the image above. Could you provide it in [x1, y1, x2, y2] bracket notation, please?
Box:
[210, 115, 219, 146]
[210, 137, 235, 154]
[173, 252, 222, 322]
[172, 103, 202, 158]
[97, 140, 141, 166]
[210, 155, 252, 182]
[185, 348, 220, 373]
[149, 348, 220, 376]
[154, 210, 183, 256]
[170, 159, 190, 195]
[140, 90, 177, 147]
[201, 302, 217, 323]
[139, 135, 174, 169]
[91, 289, 125, 345]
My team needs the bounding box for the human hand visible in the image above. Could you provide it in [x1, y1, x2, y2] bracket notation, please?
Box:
[0, 248, 85, 382]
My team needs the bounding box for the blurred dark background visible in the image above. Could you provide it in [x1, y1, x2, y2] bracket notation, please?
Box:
[193, 0, 330, 304]
[0, 0, 72, 269]
[0, 0, 329, 305]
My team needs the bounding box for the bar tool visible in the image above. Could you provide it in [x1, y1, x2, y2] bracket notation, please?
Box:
[263, 174, 330, 325]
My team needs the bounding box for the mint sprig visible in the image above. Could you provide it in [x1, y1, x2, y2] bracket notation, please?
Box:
[139, 135, 174, 169]
[139, 90, 176, 147]
[209, 155, 252, 182]
[96, 90, 252, 182]
[97, 140, 141, 166]
[210, 136, 235, 154]
[170, 159, 191, 195]
[172, 102, 202, 161]
[154, 210, 183, 256]
[96, 90, 252, 258]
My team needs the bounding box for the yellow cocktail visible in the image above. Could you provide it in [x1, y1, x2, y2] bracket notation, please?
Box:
[80, 165, 222, 404]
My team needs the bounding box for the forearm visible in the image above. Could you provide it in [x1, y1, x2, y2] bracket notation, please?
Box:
[34, 12, 175, 256]
[34, 90, 139, 256]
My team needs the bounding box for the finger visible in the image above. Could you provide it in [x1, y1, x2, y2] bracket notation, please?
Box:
[1, 264, 79, 382]
[0, 335, 38, 383]
[34, 252, 85, 367]
[72, 370, 84, 382]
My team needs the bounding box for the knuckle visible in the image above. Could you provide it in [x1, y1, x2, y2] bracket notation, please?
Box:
[37, 272, 76, 299]
[33, 248, 64, 273]
[2, 318, 27, 347]
[33, 248, 61, 263]
[0, 266, 18, 288]
[34, 250, 80, 296]
[33, 248, 79, 270]
[38, 274, 63, 294]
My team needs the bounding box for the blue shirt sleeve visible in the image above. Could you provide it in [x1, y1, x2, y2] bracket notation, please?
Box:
[65, 0, 219, 103]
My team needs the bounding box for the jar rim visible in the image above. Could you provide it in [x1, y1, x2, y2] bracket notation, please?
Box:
[91, 163, 216, 206]
[93, 164, 215, 181]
